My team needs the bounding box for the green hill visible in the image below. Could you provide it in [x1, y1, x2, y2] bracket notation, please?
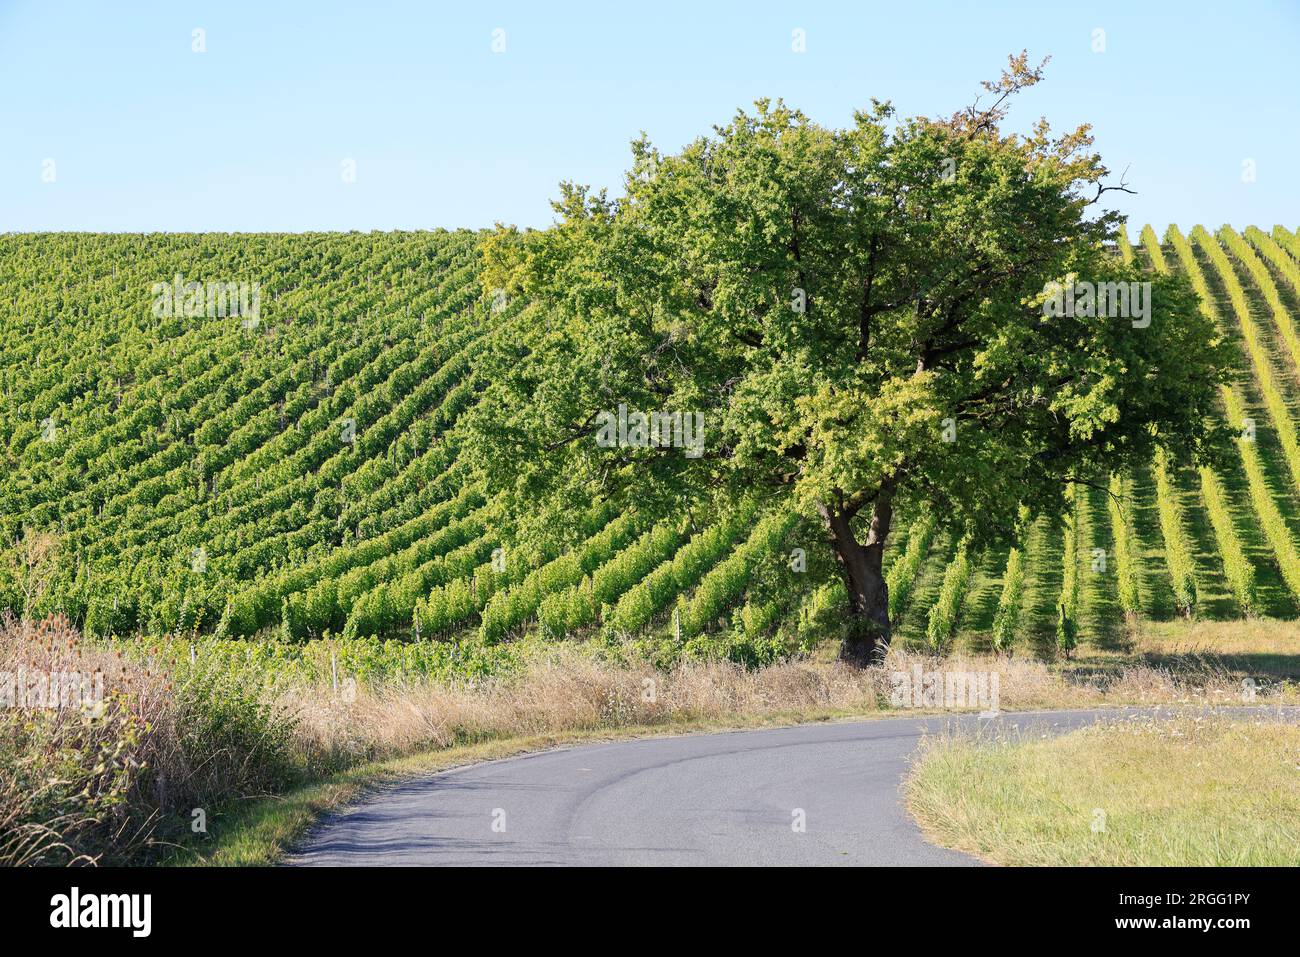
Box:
[3, 225, 1300, 660]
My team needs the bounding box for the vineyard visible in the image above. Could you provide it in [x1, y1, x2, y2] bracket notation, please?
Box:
[5, 225, 1300, 666]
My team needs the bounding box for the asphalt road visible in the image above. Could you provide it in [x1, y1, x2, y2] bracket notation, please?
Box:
[287, 707, 1199, 867]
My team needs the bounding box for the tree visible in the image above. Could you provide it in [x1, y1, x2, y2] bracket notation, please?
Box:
[465, 53, 1231, 663]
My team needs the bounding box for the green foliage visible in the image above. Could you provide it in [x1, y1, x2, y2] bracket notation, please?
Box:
[925, 537, 971, 652]
[0, 98, 1293, 664]
[1056, 487, 1080, 656]
[462, 64, 1229, 643]
[607, 504, 756, 635]
[1231, 227, 1300, 368]
[1273, 225, 1300, 263]
[680, 509, 798, 637]
[1187, 226, 1300, 496]
[1165, 225, 1300, 602]
[1197, 466, 1255, 615]
[1107, 474, 1141, 616]
[591, 523, 681, 608]
[990, 546, 1025, 653]
[477, 508, 640, 642]
[794, 580, 849, 648]
[1115, 227, 1135, 263]
[887, 515, 937, 622]
[1151, 449, 1198, 616]
[116, 631, 519, 685]
[1222, 389, 1300, 601]
[1135, 228, 1200, 617]
[0, 231, 487, 635]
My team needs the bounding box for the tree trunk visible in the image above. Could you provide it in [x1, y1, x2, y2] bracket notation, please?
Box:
[818, 487, 894, 665]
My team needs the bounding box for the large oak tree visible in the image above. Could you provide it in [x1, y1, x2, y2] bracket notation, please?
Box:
[466, 55, 1230, 662]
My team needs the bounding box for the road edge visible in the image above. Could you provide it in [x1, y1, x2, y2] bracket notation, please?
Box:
[169, 705, 908, 866]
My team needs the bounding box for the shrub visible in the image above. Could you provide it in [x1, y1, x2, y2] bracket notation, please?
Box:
[0, 614, 310, 865]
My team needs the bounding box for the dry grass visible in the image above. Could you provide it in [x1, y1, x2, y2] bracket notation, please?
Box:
[281, 647, 1234, 761]
[1, 614, 170, 865]
[906, 712, 1300, 865]
[1131, 618, 1300, 680]
[288, 650, 888, 762]
[6, 611, 1297, 866]
[1137, 617, 1300, 651]
[0, 614, 307, 865]
[239, 643, 1300, 769]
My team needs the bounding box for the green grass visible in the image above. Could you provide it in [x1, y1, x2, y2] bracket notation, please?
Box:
[907, 713, 1300, 865]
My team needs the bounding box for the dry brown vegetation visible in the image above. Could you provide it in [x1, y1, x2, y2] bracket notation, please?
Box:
[289, 641, 1297, 763]
[0, 614, 305, 865]
[2, 612, 1296, 865]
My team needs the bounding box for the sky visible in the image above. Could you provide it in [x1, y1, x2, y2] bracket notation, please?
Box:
[1, 0, 1297, 235]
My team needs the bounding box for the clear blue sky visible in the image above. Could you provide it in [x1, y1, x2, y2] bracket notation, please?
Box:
[2, 0, 1296, 234]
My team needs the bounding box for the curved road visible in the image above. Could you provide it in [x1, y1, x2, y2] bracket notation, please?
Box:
[287, 707, 1206, 866]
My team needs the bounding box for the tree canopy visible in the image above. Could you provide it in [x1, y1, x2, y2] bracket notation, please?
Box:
[465, 53, 1231, 662]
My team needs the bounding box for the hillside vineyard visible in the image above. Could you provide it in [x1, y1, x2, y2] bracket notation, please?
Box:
[5, 226, 1300, 656]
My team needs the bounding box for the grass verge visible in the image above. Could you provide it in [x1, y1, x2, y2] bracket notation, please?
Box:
[906, 712, 1300, 865]
[10, 612, 1298, 866]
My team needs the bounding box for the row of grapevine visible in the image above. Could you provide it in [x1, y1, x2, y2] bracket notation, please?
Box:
[1241, 226, 1300, 318]
[1106, 474, 1141, 617]
[408, 505, 632, 641]
[990, 545, 1025, 653]
[607, 504, 758, 636]
[538, 521, 685, 636]
[1, 231, 492, 633]
[223, 484, 487, 635]
[1189, 226, 1300, 496]
[1133, 227, 1202, 617]
[1133, 225, 1266, 618]
[924, 536, 971, 652]
[679, 509, 798, 637]
[886, 514, 937, 623]
[1221, 388, 1300, 600]
[477, 509, 644, 642]
[342, 531, 500, 640]
[1196, 465, 1256, 614]
[1150, 449, 1199, 616]
[1056, 486, 1080, 654]
[1274, 226, 1300, 262]
[1165, 225, 1300, 602]
[9, 224, 1300, 648]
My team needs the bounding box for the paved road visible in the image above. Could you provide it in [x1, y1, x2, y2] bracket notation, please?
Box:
[291, 707, 1219, 866]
